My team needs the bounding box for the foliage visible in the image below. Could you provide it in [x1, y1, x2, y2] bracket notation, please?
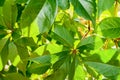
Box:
[1, 0, 120, 80]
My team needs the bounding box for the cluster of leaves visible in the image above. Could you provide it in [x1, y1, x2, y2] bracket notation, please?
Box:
[1, 0, 120, 80]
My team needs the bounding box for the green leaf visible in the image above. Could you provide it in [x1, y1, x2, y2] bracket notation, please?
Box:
[14, 37, 38, 51]
[74, 65, 86, 80]
[27, 63, 51, 74]
[28, 55, 51, 74]
[0, 29, 8, 39]
[16, 0, 28, 3]
[3, 73, 28, 80]
[15, 45, 29, 61]
[0, 38, 9, 71]
[71, 0, 96, 22]
[68, 56, 76, 80]
[97, 49, 117, 63]
[98, 0, 115, 16]
[52, 25, 74, 47]
[0, 0, 5, 6]
[2, 0, 17, 29]
[53, 51, 69, 71]
[8, 42, 18, 63]
[37, 0, 58, 33]
[58, 0, 70, 10]
[85, 62, 120, 77]
[20, 0, 46, 28]
[45, 55, 70, 80]
[99, 17, 120, 38]
[77, 36, 103, 52]
[45, 67, 67, 80]
[29, 55, 51, 64]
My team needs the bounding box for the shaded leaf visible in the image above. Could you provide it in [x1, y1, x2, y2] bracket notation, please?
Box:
[85, 62, 120, 77]
[2, 0, 17, 29]
[28, 55, 51, 74]
[0, 0, 5, 6]
[3, 73, 28, 80]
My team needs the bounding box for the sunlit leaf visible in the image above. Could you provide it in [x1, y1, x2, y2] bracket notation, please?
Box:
[20, 0, 46, 28]
[99, 17, 120, 38]
[37, 0, 58, 33]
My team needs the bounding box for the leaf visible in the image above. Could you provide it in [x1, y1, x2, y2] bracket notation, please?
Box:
[29, 55, 51, 64]
[14, 37, 38, 51]
[85, 62, 120, 77]
[28, 55, 51, 74]
[52, 25, 74, 47]
[8, 42, 18, 63]
[0, 0, 5, 6]
[77, 36, 103, 52]
[37, 0, 58, 33]
[16, 0, 28, 3]
[45, 68, 67, 80]
[99, 17, 120, 38]
[0, 29, 8, 39]
[0, 38, 9, 71]
[3, 73, 28, 80]
[27, 63, 51, 74]
[58, 0, 70, 10]
[20, 0, 46, 28]
[68, 56, 76, 80]
[2, 0, 17, 29]
[71, 0, 96, 22]
[74, 65, 86, 80]
[45, 55, 70, 80]
[53, 51, 69, 71]
[15, 45, 29, 61]
[97, 49, 117, 63]
[98, 0, 115, 16]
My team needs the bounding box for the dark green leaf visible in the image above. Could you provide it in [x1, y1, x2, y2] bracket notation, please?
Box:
[53, 51, 69, 71]
[28, 55, 51, 74]
[2, 0, 17, 29]
[14, 37, 38, 51]
[37, 0, 58, 33]
[0, 0, 5, 6]
[98, 0, 115, 16]
[58, 0, 70, 10]
[27, 63, 51, 74]
[68, 56, 76, 80]
[20, 0, 46, 28]
[52, 25, 74, 47]
[85, 62, 120, 77]
[29, 55, 51, 64]
[77, 36, 103, 52]
[99, 17, 120, 38]
[71, 0, 96, 22]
